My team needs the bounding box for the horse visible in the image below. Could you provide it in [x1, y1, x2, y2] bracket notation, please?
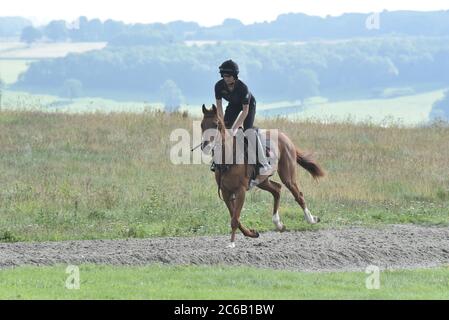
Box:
[200, 104, 325, 248]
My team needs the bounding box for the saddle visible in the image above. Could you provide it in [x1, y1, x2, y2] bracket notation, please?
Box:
[211, 127, 274, 180]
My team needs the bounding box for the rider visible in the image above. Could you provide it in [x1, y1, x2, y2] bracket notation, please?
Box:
[211, 59, 272, 176]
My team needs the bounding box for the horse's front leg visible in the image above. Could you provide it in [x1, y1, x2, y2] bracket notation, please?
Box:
[230, 187, 259, 248]
[222, 186, 259, 248]
[221, 189, 237, 248]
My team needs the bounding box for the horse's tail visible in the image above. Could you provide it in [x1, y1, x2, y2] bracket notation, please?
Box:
[296, 148, 325, 179]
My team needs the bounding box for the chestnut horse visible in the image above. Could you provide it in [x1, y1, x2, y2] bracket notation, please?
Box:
[200, 104, 325, 248]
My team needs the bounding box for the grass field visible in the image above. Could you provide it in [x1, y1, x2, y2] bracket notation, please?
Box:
[1, 42, 448, 302]
[2, 87, 439, 125]
[0, 89, 164, 113]
[184, 90, 445, 126]
[1, 264, 449, 299]
[0, 42, 105, 87]
[286, 89, 445, 126]
[1, 110, 448, 242]
[0, 59, 35, 84]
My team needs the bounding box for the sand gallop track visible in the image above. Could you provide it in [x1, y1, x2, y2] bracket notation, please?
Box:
[1, 225, 449, 272]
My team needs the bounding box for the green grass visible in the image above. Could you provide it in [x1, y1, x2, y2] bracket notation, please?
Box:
[0, 110, 448, 242]
[1, 264, 449, 299]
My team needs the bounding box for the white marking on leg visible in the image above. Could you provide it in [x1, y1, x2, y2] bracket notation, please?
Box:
[272, 211, 284, 231]
[304, 208, 318, 224]
[227, 242, 236, 248]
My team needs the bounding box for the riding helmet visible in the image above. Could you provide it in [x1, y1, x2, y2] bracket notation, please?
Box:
[219, 59, 239, 78]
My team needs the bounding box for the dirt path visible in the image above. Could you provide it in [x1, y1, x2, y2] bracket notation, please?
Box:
[1, 224, 449, 272]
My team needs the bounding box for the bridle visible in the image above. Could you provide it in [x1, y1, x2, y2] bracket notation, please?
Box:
[191, 125, 221, 153]
[200, 123, 224, 155]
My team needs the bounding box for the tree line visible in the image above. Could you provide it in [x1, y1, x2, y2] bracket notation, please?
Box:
[19, 17, 186, 45]
[17, 10, 449, 45]
[15, 37, 449, 103]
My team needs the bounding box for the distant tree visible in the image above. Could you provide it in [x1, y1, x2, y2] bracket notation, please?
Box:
[160, 80, 184, 112]
[20, 26, 42, 44]
[44, 20, 68, 41]
[430, 90, 449, 122]
[69, 16, 89, 41]
[103, 19, 126, 41]
[85, 19, 104, 41]
[61, 79, 83, 100]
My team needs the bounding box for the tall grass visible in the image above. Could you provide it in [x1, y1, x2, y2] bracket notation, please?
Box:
[1, 110, 448, 242]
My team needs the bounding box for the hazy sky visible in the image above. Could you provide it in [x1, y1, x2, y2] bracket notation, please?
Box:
[3, 0, 449, 26]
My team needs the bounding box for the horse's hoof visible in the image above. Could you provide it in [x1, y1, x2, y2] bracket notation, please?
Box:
[227, 242, 236, 248]
[280, 225, 287, 232]
[315, 217, 321, 223]
[251, 230, 260, 238]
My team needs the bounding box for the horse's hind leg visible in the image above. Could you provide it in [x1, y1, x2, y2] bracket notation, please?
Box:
[257, 179, 286, 231]
[278, 156, 320, 224]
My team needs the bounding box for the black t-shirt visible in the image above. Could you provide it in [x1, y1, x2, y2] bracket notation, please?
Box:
[214, 79, 255, 108]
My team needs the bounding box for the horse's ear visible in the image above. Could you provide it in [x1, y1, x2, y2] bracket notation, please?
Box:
[212, 104, 217, 113]
[202, 104, 207, 114]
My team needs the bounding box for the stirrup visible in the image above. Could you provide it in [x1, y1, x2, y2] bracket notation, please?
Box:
[210, 162, 216, 172]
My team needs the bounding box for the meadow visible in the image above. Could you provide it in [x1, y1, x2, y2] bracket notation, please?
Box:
[0, 89, 161, 113]
[291, 89, 445, 126]
[1, 264, 449, 299]
[2, 87, 442, 126]
[0, 41, 106, 86]
[0, 59, 34, 84]
[1, 109, 448, 242]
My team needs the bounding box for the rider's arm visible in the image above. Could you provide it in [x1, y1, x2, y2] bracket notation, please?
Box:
[231, 86, 251, 134]
[231, 104, 249, 134]
[216, 99, 224, 120]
